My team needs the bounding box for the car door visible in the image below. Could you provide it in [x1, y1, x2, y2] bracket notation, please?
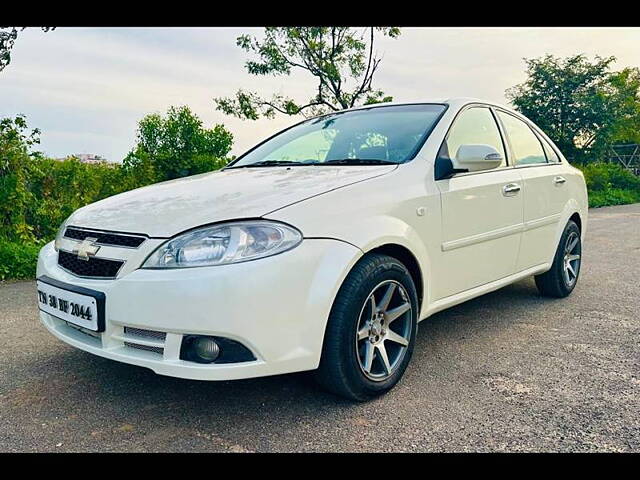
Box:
[434, 106, 524, 300]
[495, 110, 566, 271]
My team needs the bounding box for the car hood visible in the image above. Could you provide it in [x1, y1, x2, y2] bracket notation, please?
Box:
[67, 165, 397, 237]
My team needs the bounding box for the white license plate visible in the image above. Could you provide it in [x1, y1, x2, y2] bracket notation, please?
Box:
[36, 277, 105, 331]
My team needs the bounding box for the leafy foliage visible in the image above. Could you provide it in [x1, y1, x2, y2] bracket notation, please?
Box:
[214, 27, 400, 120]
[578, 162, 640, 207]
[0, 27, 54, 73]
[507, 54, 640, 164]
[587, 188, 640, 208]
[0, 241, 42, 281]
[124, 106, 233, 182]
[22, 157, 129, 240]
[0, 115, 43, 243]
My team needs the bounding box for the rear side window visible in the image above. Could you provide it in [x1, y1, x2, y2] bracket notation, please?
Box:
[440, 107, 507, 168]
[540, 137, 561, 163]
[497, 111, 547, 165]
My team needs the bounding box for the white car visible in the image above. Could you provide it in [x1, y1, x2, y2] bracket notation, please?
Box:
[36, 98, 588, 401]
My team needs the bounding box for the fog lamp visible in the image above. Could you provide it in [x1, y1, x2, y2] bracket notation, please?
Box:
[193, 337, 220, 362]
[181, 335, 220, 364]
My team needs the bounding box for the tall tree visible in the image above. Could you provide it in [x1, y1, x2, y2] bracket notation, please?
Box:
[214, 27, 401, 120]
[506, 54, 640, 163]
[0, 27, 54, 73]
[123, 106, 234, 182]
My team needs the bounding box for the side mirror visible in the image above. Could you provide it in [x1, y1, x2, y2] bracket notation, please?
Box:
[453, 144, 503, 172]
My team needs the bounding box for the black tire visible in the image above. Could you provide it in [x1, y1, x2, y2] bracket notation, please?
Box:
[534, 220, 582, 298]
[315, 253, 419, 401]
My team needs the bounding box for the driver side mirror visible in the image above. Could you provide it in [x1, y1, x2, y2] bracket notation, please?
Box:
[452, 144, 504, 172]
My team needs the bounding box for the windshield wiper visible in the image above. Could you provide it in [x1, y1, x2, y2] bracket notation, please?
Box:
[324, 158, 398, 165]
[227, 159, 320, 169]
[227, 158, 397, 169]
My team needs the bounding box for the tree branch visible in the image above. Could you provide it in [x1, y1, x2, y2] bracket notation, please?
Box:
[350, 27, 376, 107]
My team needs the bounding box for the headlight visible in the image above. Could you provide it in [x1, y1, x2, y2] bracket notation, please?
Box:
[54, 217, 70, 251]
[142, 220, 303, 269]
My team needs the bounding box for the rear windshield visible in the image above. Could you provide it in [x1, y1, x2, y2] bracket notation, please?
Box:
[228, 104, 447, 168]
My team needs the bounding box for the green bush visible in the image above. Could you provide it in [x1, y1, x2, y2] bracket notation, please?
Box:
[21, 157, 134, 241]
[588, 188, 640, 208]
[0, 241, 42, 281]
[580, 162, 640, 191]
[578, 162, 640, 207]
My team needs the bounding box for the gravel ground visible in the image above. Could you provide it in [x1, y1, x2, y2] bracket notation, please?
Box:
[0, 203, 638, 452]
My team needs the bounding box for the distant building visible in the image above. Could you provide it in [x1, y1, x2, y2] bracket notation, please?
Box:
[76, 153, 107, 164]
[56, 154, 111, 164]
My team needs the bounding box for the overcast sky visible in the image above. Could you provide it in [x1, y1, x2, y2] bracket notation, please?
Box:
[1, 27, 639, 161]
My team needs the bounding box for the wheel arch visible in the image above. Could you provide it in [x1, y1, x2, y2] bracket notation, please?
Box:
[366, 243, 424, 310]
[569, 211, 582, 232]
[316, 238, 427, 361]
[549, 201, 585, 266]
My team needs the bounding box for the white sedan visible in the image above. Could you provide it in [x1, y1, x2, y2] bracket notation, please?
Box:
[36, 98, 588, 401]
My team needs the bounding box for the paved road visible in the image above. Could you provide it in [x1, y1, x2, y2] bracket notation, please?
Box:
[1, 204, 639, 452]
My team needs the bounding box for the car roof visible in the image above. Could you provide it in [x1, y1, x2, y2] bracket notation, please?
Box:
[319, 97, 520, 116]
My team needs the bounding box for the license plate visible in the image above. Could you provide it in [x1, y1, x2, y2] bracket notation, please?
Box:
[36, 276, 105, 332]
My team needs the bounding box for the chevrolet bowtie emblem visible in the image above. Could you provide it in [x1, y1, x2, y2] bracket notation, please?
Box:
[73, 237, 101, 261]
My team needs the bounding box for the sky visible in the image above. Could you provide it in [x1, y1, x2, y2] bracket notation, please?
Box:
[1, 27, 639, 162]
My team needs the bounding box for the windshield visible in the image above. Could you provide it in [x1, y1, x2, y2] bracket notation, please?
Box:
[227, 104, 447, 168]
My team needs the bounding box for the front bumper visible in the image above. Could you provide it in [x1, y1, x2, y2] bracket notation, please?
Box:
[37, 239, 361, 380]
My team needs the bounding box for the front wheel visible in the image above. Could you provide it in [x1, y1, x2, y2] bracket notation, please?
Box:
[315, 254, 418, 401]
[535, 220, 582, 298]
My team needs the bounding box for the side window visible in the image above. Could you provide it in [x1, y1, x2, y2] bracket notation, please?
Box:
[440, 107, 507, 168]
[540, 136, 561, 163]
[497, 112, 547, 165]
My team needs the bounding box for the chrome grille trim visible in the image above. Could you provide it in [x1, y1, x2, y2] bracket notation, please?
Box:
[124, 342, 164, 355]
[121, 326, 167, 357]
[64, 226, 147, 249]
[123, 326, 167, 341]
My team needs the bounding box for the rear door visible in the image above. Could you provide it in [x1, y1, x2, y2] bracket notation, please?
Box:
[495, 110, 566, 270]
[434, 106, 523, 300]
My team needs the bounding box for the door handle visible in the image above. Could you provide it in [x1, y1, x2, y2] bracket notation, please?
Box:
[554, 176, 567, 185]
[502, 183, 521, 196]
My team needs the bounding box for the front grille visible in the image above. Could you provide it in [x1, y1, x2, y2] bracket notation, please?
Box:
[64, 227, 146, 248]
[123, 326, 166, 357]
[124, 342, 164, 355]
[58, 250, 124, 278]
[123, 327, 166, 341]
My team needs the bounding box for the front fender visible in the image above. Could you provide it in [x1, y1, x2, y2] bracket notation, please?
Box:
[269, 211, 434, 320]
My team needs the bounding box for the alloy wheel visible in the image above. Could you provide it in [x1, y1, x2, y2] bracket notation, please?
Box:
[355, 280, 413, 381]
[562, 230, 581, 288]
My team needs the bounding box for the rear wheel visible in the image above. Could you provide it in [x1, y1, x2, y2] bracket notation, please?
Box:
[535, 220, 582, 298]
[315, 254, 418, 401]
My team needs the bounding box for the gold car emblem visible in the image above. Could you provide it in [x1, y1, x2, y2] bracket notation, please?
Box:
[73, 237, 101, 261]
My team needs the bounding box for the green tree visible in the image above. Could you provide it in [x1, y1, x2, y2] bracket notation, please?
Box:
[0, 115, 42, 242]
[1, 27, 54, 73]
[124, 106, 234, 182]
[506, 54, 640, 163]
[214, 27, 401, 120]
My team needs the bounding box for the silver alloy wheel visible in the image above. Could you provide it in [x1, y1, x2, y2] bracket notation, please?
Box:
[562, 230, 581, 287]
[355, 280, 412, 381]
